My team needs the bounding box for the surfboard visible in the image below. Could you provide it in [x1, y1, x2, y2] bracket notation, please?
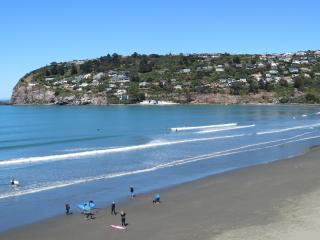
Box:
[110, 225, 126, 230]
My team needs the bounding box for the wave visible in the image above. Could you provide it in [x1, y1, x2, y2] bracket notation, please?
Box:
[0, 132, 315, 200]
[170, 123, 237, 131]
[197, 124, 255, 134]
[0, 134, 246, 166]
[257, 123, 320, 135]
[0, 135, 120, 151]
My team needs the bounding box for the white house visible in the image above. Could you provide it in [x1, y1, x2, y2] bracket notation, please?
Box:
[180, 68, 191, 73]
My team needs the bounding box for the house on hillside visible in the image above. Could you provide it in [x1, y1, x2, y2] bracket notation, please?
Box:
[180, 68, 191, 73]
[289, 67, 299, 74]
[215, 65, 225, 72]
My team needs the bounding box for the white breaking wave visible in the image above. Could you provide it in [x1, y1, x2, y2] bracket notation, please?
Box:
[170, 123, 237, 131]
[0, 132, 315, 200]
[257, 123, 320, 135]
[0, 134, 246, 166]
[197, 124, 255, 134]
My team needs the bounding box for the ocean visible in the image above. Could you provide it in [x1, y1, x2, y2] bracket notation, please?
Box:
[1, 104, 320, 231]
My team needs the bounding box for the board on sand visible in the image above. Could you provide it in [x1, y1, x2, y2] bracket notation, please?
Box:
[110, 225, 126, 230]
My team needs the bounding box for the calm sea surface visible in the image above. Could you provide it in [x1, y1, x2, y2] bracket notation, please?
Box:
[1, 105, 320, 231]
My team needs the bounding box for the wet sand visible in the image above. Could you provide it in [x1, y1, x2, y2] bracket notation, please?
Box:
[2, 146, 320, 240]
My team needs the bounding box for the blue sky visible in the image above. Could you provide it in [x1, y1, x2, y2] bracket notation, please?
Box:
[1, 0, 319, 99]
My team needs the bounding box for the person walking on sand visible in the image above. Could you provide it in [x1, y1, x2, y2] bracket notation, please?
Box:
[111, 201, 116, 215]
[130, 186, 134, 199]
[65, 203, 71, 215]
[120, 211, 126, 226]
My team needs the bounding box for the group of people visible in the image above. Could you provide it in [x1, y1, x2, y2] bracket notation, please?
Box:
[64, 185, 161, 227]
[110, 201, 126, 226]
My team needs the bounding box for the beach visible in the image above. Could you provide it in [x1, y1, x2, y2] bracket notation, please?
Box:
[1, 146, 320, 240]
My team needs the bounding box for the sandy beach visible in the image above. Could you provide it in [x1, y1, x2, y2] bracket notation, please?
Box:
[2, 146, 320, 240]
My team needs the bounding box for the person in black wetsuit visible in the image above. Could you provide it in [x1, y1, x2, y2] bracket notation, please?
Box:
[130, 186, 134, 199]
[120, 211, 126, 226]
[111, 201, 116, 215]
[65, 203, 70, 215]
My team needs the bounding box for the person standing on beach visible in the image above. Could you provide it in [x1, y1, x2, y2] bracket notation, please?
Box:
[65, 203, 70, 215]
[130, 186, 134, 199]
[120, 211, 126, 226]
[111, 201, 116, 215]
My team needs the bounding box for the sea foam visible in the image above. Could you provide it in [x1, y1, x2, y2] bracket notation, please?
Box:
[0, 132, 315, 200]
[0, 134, 245, 166]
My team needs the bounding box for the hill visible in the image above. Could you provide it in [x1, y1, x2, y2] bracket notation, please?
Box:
[11, 51, 320, 105]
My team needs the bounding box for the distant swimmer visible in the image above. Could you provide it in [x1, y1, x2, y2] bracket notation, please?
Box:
[10, 178, 19, 186]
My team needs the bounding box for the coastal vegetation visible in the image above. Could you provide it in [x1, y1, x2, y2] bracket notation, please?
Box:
[11, 50, 320, 105]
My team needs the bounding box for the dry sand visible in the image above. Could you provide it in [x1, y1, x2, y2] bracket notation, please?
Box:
[2, 147, 320, 240]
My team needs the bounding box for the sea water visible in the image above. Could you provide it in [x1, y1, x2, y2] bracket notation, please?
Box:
[1, 104, 320, 231]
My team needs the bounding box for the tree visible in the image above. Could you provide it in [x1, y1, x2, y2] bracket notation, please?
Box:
[131, 52, 139, 58]
[138, 58, 153, 73]
[111, 53, 120, 67]
[71, 64, 78, 75]
[45, 69, 51, 76]
[231, 82, 246, 95]
[129, 71, 140, 82]
[58, 65, 65, 76]
[248, 79, 259, 94]
[294, 78, 304, 91]
[279, 79, 288, 87]
[50, 63, 58, 75]
[128, 83, 145, 103]
[80, 61, 93, 74]
[233, 56, 241, 64]
[305, 93, 319, 103]
[258, 79, 265, 89]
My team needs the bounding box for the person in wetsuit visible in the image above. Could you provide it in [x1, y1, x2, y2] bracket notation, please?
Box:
[111, 201, 116, 215]
[65, 203, 70, 215]
[120, 211, 126, 226]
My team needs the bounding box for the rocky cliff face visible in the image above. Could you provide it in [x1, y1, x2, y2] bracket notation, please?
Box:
[189, 92, 279, 104]
[11, 81, 279, 105]
[11, 82, 109, 105]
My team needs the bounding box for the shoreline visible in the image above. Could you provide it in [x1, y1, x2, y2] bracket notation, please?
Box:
[2, 145, 320, 239]
[6, 102, 320, 107]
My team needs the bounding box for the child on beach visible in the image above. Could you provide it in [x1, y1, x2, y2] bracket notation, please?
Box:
[153, 193, 161, 204]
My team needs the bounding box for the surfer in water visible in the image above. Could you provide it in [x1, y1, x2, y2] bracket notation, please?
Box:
[10, 177, 18, 186]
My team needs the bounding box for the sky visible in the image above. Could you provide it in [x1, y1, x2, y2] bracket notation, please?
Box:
[1, 0, 319, 99]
